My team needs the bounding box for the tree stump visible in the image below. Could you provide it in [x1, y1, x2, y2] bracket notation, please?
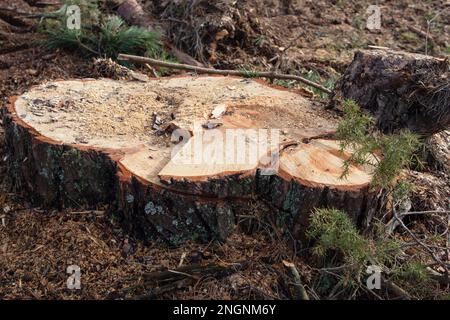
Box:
[331, 49, 450, 136]
[3, 76, 382, 244]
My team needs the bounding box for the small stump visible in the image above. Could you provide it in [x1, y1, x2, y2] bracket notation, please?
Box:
[332, 49, 450, 136]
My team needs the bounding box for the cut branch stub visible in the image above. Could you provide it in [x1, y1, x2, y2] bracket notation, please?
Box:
[4, 76, 381, 244]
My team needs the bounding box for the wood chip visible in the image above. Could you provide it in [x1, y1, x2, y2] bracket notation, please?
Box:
[210, 104, 227, 119]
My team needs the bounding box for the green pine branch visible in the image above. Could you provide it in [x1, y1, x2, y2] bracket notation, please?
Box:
[336, 100, 422, 189]
[41, 2, 166, 61]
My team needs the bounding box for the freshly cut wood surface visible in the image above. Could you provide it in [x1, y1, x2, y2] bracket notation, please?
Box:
[4, 76, 382, 244]
[12, 76, 335, 182]
[279, 139, 374, 188]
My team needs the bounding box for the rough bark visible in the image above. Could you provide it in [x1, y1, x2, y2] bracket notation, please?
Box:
[2, 104, 118, 208]
[257, 170, 383, 241]
[331, 49, 450, 136]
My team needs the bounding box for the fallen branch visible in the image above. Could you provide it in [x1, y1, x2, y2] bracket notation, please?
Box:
[399, 210, 450, 217]
[381, 277, 412, 300]
[118, 54, 333, 94]
[117, 261, 248, 299]
[386, 210, 450, 235]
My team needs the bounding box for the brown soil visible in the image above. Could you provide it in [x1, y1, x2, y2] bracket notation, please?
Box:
[0, 0, 448, 300]
[151, 0, 449, 76]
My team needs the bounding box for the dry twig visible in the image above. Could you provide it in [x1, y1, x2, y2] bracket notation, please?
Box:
[118, 53, 333, 94]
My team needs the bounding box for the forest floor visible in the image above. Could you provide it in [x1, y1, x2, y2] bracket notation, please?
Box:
[0, 0, 449, 299]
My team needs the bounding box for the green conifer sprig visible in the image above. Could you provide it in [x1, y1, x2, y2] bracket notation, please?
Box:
[42, 1, 164, 60]
[336, 100, 421, 188]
